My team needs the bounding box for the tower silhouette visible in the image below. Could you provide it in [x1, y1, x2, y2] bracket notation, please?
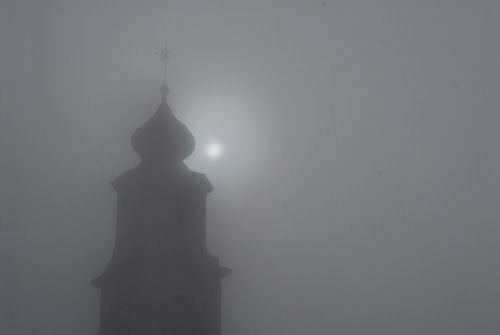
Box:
[92, 63, 230, 334]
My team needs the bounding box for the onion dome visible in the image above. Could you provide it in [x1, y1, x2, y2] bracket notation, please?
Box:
[131, 84, 195, 164]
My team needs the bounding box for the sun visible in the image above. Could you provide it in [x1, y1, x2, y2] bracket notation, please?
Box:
[206, 141, 224, 159]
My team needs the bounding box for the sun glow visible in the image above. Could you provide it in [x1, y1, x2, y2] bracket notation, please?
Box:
[180, 87, 269, 190]
[206, 141, 224, 159]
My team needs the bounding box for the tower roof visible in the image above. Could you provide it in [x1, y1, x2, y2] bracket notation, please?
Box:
[131, 85, 195, 164]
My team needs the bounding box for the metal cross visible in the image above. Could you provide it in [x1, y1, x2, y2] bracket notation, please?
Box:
[154, 43, 175, 85]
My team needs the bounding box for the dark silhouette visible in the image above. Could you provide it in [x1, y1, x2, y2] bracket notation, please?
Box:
[91, 78, 230, 334]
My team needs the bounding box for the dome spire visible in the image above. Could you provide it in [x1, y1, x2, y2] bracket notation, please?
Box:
[154, 42, 175, 103]
[131, 44, 195, 165]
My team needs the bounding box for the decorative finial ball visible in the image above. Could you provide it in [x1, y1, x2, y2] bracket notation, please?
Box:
[160, 84, 169, 97]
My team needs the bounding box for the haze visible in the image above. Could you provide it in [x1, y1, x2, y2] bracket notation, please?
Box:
[1, 1, 500, 335]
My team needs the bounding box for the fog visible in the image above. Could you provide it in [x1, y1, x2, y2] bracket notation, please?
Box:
[1, 1, 500, 334]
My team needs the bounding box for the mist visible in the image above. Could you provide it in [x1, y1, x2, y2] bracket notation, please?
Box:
[1, 1, 500, 334]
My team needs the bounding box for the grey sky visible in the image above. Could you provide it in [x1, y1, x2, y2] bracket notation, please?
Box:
[1, 1, 500, 334]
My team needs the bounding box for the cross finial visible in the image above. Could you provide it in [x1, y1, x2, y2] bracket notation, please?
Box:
[154, 42, 175, 88]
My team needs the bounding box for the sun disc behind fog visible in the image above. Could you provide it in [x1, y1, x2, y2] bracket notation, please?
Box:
[181, 90, 268, 190]
[206, 141, 224, 160]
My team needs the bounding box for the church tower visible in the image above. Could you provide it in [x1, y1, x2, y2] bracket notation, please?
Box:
[92, 48, 230, 335]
